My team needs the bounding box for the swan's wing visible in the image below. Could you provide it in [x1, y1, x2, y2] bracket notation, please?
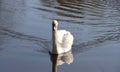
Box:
[61, 32, 73, 48]
[57, 30, 74, 49]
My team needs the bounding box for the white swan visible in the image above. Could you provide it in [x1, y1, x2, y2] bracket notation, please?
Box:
[52, 20, 74, 54]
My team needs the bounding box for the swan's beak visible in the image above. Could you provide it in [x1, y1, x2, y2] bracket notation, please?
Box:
[53, 20, 58, 31]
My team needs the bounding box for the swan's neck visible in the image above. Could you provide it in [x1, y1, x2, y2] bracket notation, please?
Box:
[52, 24, 58, 54]
[52, 28, 58, 72]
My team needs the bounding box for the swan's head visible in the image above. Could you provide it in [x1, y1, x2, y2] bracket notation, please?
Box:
[52, 20, 58, 31]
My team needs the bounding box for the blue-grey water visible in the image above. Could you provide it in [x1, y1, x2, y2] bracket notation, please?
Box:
[0, 0, 120, 72]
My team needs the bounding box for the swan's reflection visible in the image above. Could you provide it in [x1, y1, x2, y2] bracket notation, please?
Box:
[49, 50, 73, 72]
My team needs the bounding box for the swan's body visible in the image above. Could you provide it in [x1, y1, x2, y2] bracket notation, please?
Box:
[52, 20, 74, 54]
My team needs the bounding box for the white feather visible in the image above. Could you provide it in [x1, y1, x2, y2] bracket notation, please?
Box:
[52, 20, 74, 54]
[55, 30, 73, 54]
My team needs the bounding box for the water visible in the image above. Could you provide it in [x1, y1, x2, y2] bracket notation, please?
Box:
[0, 0, 120, 72]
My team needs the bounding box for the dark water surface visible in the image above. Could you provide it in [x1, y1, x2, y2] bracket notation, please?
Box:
[0, 0, 120, 72]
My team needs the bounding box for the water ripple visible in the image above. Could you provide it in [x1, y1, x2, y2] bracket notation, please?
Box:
[1, 0, 120, 55]
[73, 32, 120, 54]
[1, 26, 120, 54]
[34, 0, 119, 25]
[0, 27, 50, 53]
[34, 0, 120, 26]
[0, 27, 46, 42]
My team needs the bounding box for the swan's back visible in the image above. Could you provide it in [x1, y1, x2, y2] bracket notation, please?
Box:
[56, 30, 73, 54]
